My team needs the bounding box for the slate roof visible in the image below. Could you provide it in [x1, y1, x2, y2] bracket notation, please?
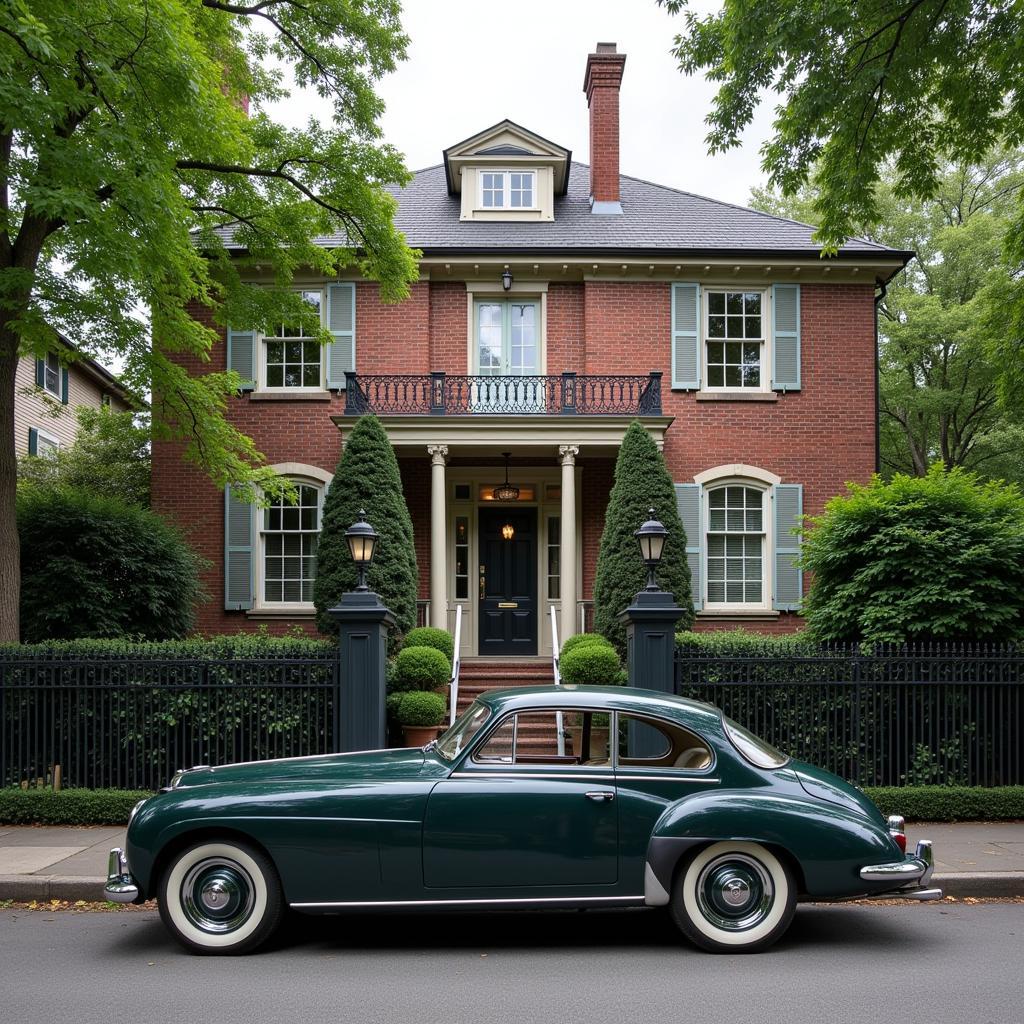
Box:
[214, 161, 909, 262]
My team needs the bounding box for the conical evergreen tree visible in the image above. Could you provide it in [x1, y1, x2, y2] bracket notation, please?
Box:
[592, 420, 693, 654]
[313, 415, 418, 645]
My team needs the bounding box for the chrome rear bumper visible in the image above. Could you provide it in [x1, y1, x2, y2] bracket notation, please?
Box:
[104, 847, 140, 903]
[859, 839, 941, 899]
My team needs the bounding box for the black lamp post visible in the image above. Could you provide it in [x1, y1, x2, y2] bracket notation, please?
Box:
[345, 510, 378, 591]
[634, 508, 668, 591]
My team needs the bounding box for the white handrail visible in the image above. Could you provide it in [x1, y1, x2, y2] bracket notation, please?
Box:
[550, 605, 565, 757]
[448, 604, 463, 726]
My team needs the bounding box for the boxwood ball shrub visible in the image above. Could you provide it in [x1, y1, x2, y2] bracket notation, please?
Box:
[560, 642, 622, 686]
[560, 633, 614, 658]
[391, 690, 447, 727]
[393, 645, 450, 692]
[403, 627, 454, 665]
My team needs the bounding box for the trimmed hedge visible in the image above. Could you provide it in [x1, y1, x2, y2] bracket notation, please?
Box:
[392, 646, 450, 692]
[0, 635, 336, 659]
[403, 627, 454, 665]
[675, 628, 815, 657]
[560, 642, 623, 686]
[0, 788, 153, 826]
[390, 690, 447, 727]
[865, 786, 1024, 822]
[560, 633, 614, 658]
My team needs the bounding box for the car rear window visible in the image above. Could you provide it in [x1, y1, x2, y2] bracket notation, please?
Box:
[723, 716, 789, 769]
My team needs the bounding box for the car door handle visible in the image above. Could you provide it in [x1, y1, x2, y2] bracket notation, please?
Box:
[585, 791, 614, 802]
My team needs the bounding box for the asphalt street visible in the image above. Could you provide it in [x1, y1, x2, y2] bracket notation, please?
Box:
[1, 902, 1020, 1024]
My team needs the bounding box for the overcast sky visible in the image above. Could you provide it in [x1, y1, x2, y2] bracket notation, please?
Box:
[270, 0, 775, 208]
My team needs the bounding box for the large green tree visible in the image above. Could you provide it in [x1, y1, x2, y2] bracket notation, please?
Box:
[0, 2, 419, 641]
[312, 415, 417, 646]
[593, 420, 693, 654]
[660, 1, 1024, 389]
[752, 152, 1024, 481]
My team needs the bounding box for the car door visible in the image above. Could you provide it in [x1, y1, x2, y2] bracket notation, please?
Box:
[422, 708, 618, 889]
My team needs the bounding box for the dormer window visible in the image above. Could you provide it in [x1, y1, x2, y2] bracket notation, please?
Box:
[481, 171, 535, 209]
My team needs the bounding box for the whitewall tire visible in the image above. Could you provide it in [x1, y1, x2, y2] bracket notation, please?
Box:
[670, 841, 796, 953]
[158, 840, 283, 954]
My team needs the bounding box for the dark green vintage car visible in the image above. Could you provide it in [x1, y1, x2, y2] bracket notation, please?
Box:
[105, 685, 939, 954]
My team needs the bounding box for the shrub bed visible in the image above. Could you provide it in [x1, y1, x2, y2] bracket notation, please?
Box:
[0, 788, 154, 826]
[865, 786, 1024, 822]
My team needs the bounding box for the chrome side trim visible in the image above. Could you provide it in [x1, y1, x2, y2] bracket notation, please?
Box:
[290, 895, 646, 910]
[104, 847, 139, 904]
[449, 772, 719, 784]
[644, 863, 670, 907]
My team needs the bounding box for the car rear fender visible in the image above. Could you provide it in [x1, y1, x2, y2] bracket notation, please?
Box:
[644, 788, 897, 902]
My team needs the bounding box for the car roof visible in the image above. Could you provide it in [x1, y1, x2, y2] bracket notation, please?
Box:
[472, 684, 723, 728]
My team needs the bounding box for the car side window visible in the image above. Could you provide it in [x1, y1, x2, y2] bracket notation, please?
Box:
[474, 710, 610, 767]
[618, 713, 713, 771]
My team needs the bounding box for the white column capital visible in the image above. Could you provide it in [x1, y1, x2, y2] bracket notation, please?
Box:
[558, 444, 580, 466]
[427, 444, 449, 466]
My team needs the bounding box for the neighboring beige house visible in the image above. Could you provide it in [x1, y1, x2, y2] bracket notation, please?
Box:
[14, 337, 135, 457]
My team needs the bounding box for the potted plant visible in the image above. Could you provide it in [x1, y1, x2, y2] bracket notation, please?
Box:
[392, 690, 447, 747]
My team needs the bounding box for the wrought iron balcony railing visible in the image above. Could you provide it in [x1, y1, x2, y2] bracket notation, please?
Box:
[344, 371, 662, 417]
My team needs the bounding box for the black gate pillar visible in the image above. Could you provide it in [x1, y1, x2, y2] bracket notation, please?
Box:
[619, 589, 685, 695]
[328, 591, 395, 753]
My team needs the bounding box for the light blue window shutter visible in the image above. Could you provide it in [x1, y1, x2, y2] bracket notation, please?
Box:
[771, 284, 801, 391]
[326, 283, 355, 389]
[675, 483, 703, 611]
[226, 327, 256, 391]
[28, 428, 38, 456]
[773, 483, 803, 610]
[61, 367, 69, 405]
[224, 486, 255, 610]
[671, 283, 701, 390]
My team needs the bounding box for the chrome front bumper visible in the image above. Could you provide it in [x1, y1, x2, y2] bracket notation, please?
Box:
[104, 847, 140, 903]
[859, 839, 942, 900]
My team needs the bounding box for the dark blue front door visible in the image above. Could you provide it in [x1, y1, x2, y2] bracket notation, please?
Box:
[478, 507, 537, 656]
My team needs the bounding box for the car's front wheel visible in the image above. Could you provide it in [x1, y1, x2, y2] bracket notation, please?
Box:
[670, 841, 796, 953]
[158, 839, 283, 954]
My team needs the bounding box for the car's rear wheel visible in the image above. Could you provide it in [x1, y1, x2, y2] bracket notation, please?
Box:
[670, 841, 796, 953]
[158, 840, 283, 954]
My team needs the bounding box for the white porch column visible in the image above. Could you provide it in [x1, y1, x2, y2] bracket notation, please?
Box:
[428, 445, 449, 630]
[559, 445, 579, 649]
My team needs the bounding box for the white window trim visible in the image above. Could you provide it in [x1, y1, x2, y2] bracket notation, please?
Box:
[700, 287, 771, 394]
[477, 169, 538, 210]
[701, 475, 773, 613]
[253, 464, 333, 613]
[41, 352, 61, 399]
[257, 287, 328, 393]
[34, 427, 61, 457]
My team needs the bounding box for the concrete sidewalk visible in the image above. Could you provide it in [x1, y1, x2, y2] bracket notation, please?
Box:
[0, 822, 1022, 903]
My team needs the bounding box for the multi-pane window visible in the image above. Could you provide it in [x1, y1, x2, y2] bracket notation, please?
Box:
[481, 172, 505, 208]
[264, 290, 322, 388]
[454, 516, 469, 601]
[42, 352, 61, 398]
[705, 290, 764, 389]
[706, 485, 765, 605]
[35, 430, 59, 457]
[262, 482, 321, 603]
[547, 516, 561, 600]
[481, 171, 535, 208]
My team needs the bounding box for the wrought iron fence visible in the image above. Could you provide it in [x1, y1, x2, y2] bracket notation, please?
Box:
[344, 371, 662, 416]
[1, 653, 339, 791]
[675, 642, 1024, 787]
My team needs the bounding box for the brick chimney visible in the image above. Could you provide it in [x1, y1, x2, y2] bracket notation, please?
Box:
[583, 42, 626, 215]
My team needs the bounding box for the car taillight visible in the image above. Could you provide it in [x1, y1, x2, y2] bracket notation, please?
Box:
[887, 814, 907, 853]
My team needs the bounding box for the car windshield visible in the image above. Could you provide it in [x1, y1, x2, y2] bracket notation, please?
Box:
[722, 716, 790, 769]
[434, 702, 491, 762]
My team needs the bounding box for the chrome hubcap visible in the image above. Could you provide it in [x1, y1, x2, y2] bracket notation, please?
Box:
[181, 859, 256, 934]
[696, 853, 774, 932]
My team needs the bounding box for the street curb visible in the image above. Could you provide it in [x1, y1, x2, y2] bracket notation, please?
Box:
[2, 872, 1023, 905]
[0, 875, 107, 902]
